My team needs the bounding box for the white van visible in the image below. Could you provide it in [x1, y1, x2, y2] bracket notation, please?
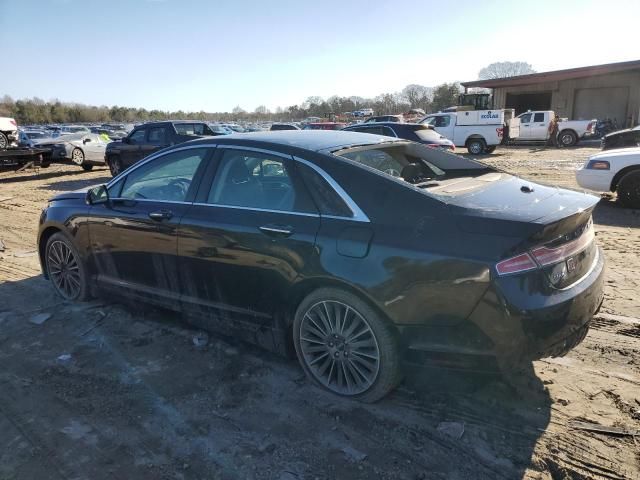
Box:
[420, 109, 520, 154]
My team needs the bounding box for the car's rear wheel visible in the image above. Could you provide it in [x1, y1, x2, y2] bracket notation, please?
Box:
[293, 287, 402, 402]
[617, 170, 640, 209]
[558, 130, 578, 147]
[81, 164, 94, 171]
[108, 155, 122, 176]
[467, 138, 486, 155]
[45, 233, 90, 301]
[71, 148, 85, 165]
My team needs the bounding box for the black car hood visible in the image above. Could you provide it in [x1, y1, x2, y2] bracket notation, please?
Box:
[50, 186, 92, 201]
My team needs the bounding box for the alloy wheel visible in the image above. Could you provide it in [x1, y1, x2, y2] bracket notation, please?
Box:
[0, 133, 7, 149]
[47, 240, 82, 300]
[71, 148, 84, 165]
[299, 300, 380, 395]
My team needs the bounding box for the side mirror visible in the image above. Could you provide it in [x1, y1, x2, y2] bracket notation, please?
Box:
[83, 138, 91, 144]
[86, 184, 109, 205]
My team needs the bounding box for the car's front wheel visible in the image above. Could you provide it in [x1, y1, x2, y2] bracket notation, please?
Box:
[293, 287, 402, 402]
[617, 170, 640, 209]
[45, 233, 90, 301]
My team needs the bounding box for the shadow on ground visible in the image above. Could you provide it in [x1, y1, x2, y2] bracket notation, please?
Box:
[0, 273, 551, 479]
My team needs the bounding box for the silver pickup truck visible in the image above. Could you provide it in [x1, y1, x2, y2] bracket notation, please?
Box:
[514, 110, 596, 147]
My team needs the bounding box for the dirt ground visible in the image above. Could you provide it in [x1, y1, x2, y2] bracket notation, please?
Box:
[0, 145, 639, 480]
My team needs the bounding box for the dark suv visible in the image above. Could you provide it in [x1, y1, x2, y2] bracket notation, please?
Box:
[342, 122, 455, 150]
[105, 121, 219, 176]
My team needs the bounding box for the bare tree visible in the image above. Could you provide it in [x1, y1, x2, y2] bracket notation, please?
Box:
[232, 105, 246, 114]
[254, 105, 269, 114]
[401, 84, 432, 110]
[478, 61, 535, 80]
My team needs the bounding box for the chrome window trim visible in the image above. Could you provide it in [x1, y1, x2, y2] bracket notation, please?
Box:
[108, 198, 193, 206]
[293, 156, 370, 223]
[192, 202, 320, 218]
[106, 142, 370, 223]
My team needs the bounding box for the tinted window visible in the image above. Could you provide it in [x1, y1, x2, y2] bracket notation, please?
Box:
[174, 123, 209, 135]
[147, 127, 167, 145]
[533, 112, 545, 122]
[520, 113, 532, 123]
[119, 148, 207, 201]
[208, 149, 316, 213]
[129, 129, 146, 144]
[296, 162, 352, 217]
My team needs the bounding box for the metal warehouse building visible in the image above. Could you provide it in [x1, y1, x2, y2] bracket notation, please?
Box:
[462, 60, 640, 128]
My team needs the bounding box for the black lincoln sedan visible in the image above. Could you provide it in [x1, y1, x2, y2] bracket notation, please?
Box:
[38, 131, 604, 401]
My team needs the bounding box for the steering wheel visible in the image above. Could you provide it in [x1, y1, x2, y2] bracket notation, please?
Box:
[384, 168, 401, 177]
[168, 178, 191, 198]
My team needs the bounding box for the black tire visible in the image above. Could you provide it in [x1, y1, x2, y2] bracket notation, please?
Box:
[108, 155, 122, 177]
[617, 170, 640, 209]
[45, 232, 90, 301]
[293, 287, 402, 402]
[0, 132, 8, 150]
[81, 164, 94, 171]
[558, 130, 578, 147]
[467, 138, 486, 155]
[485, 145, 497, 154]
[71, 147, 85, 165]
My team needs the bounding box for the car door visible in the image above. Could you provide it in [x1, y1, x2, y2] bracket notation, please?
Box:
[88, 146, 211, 308]
[121, 128, 146, 168]
[518, 113, 533, 139]
[81, 134, 107, 161]
[177, 146, 320, 336]
[529, 112, 548, 140]
[141, 125, 169, 159]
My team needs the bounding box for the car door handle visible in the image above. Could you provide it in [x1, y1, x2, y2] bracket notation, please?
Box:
[539, 124, 545, 126]
[148, 210, 173, 221]
[259, 225, 293, 237]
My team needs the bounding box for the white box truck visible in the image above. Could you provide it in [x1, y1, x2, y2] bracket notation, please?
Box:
[420, 109, 520, 154]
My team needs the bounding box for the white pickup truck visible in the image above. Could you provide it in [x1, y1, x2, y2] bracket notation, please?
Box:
[0, 117, 19, 149]
[514, 110, 596, 147]
[420, 109, 520, 154]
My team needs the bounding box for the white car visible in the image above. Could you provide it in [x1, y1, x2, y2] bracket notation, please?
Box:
[0, 117, 19, 149]
[576, 147, 640, 208]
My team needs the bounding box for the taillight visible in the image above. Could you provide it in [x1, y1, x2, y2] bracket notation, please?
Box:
[496, 253, 537, 275]
[10, 119, 17, 127]
[496, 221, 594, 275]
[531, 222, 595, 267]
[586, 121, 594, 132]
[496, 127, 504, 138]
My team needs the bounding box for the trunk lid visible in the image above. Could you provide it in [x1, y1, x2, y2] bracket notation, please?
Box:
[440, 174, 600, 287]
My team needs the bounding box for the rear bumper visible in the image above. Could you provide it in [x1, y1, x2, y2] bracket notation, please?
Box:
[401, 247, 605, 366]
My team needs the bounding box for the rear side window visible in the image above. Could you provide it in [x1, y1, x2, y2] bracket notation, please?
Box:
[174, 123, 209, 135]
[533, 112, 545, 122]
[296, 162, 352, 217]
[147, 127, 166, 145]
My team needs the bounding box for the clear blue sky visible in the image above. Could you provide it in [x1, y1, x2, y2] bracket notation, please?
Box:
[1, 0, 638, 112]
